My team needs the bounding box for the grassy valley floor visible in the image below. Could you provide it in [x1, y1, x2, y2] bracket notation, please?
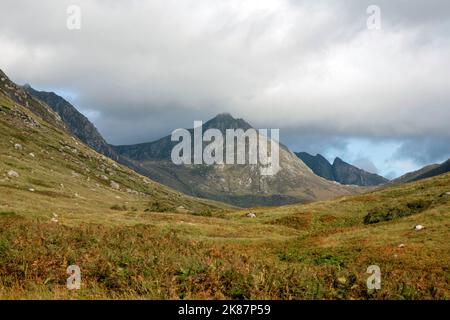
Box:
[1, 172, 449, 299]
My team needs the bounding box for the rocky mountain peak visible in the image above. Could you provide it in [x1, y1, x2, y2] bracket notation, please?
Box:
[296, 152, 388, 186]
[203, 113, 253, 132]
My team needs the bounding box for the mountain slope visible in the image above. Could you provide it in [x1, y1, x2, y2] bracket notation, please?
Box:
[0, 71, 232, 218]
[113, 114, 357, 207]
[391, 159, 450, 184]
[23, 85, 117, 159]
[295, 152, 335, 181]
[12, 73, 357, 207]
[0, 70, 67, 132]
[295, 152, 388, 186]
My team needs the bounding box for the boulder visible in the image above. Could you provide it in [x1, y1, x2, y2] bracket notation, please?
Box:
[246, 212, 257, 218]
[110, 181, 120, 190]
[414, 225, 425, 231]
[7, 170, 19, 178]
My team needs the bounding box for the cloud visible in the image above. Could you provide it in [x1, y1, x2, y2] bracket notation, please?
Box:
[1, 0, 449, 175]
[393, 136, 450, 165]
[352, 158, 379, 174]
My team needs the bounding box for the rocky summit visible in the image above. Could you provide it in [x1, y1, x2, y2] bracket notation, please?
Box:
[296, 152, 388, 187]
[113, 114, 358, 207]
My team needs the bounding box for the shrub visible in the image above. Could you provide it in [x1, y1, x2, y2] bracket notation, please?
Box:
[145, 201, 174, 213]
[364, 199, 433, 224]
[110, 204, 127, 211]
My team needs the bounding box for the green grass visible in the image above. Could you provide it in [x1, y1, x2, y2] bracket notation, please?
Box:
[0, 91, 449, 299]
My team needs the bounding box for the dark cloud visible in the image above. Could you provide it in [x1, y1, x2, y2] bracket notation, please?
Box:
[1, 0, 449, 176]
[393, 137, 450, 165]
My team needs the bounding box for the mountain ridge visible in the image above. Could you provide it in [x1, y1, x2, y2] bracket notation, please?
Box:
[11, 71, 358, 207]
[112, 114, 358, 206]
[295, 152, 388, 186]
[391, 158, 450, 184]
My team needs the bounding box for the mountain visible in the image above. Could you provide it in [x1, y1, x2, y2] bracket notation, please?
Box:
[113, 114, 357, 207]
[0, 69, 231, 215]
[23, 85, 117, 158]
[295, 152, 335, 181]
[295, 152, 388, 186]
[22, 84, 171, 183]
[391, 158, 450, 184]
[0, 70, 67, 131]
[15, 74, 357, 207]
[2, 69, 449, 300]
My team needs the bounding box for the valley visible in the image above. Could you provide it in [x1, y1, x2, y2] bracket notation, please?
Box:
[0, 69, 449, 299]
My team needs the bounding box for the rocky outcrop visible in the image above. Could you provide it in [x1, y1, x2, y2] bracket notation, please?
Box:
[295, 152, 388, 186]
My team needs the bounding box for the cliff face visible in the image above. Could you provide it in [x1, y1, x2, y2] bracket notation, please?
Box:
[23, 85, 117, 159]
[296, 152, 388, 186]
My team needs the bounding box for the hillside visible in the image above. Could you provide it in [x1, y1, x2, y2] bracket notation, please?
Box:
[113, 114, 358, 207]
[0, 79, 232, 223]
[296, 152, 388, 186]
[391, 159, 450, 184]
[1, 112, 449, 298]
[23, 85, 117, 159]
[19, 80, 358, 207]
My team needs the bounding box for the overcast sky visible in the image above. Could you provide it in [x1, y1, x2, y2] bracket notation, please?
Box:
[1, 0, 450, 178]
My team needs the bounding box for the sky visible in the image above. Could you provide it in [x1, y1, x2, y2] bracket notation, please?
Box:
[1, 0, 450, 178]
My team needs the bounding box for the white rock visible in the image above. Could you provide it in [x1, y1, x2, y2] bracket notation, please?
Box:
[110, 181, 120, 190]
[29, 188, 35, 192]
[29, 152, 35, 158]
[7, 170, 19, 178]
[246, 213, 257, 218]
[101, 175, 109, 181]
[398, 244, 405, 248]
[14, 143, 23, 150]
[71, 171, 80, 177]
[51, 217, 59, 223]
[337, 277, 347, 284]
[414, 225, 425, 231]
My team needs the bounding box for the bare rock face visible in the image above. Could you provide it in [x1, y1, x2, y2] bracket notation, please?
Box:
[110, 181, 120, 190]
[23, 85, 117, 158]
[296, 152, 388, 187]
[7, 170, 19, 178]
[112, 113, 356, 207]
